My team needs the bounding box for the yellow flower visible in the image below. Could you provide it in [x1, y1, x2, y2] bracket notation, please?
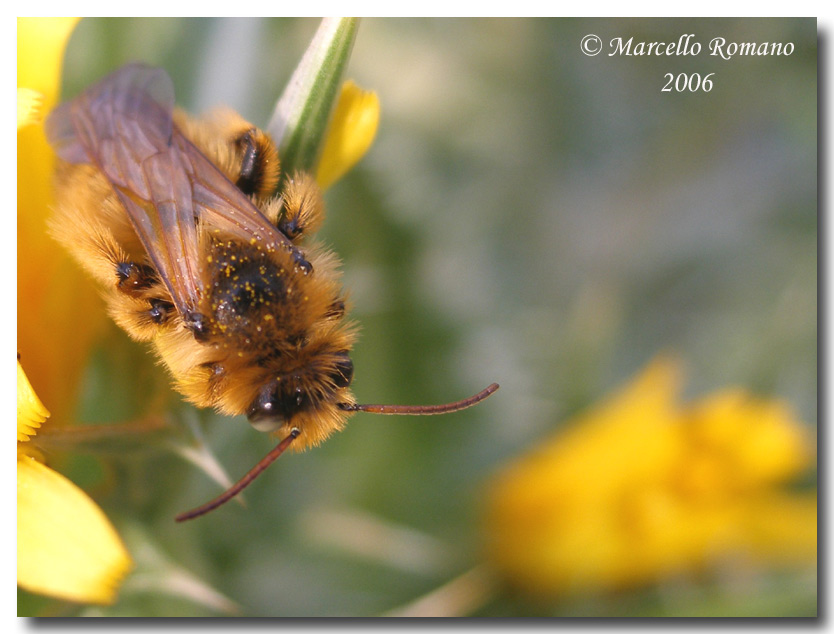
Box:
[18, 17, 107, 424]
[483, 357, 816, 598]
[316, 80, 380, 190]
[18, 17, 132, 606]
[18, 361, 133, 605]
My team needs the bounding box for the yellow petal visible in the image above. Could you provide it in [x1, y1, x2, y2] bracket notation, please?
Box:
[685, 389, 813, 490]
[17, 88, 43, 129]
[316, 80, 380, 189]
[18, 17, 105, 422]
[17, 455, 132, 604]
[17, 361, 50, 443]
[736, 492, 817, 566]
[17, 17, 80, 100]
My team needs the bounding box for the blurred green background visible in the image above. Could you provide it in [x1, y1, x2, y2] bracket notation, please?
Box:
[20, 17, 816, 617]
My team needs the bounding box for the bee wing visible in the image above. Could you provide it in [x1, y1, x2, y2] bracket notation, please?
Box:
[46, 64, 294, 318]
[173, 131, 294, 252]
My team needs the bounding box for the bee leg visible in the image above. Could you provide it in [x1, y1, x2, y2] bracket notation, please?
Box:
[111, 260, 180, 335]
[291, 248, 313, 275]
[325, 299, 346, 320]
[149, 299, 176, 325]
[276, 172, 325, 242]
[113, 259, 174, 322]
[184, 311, 211, 342]
[234, 128, 279, 201]
[105, 292, 175, 341]
[116, 261, 158, 297]
[48, 211, 138, 291]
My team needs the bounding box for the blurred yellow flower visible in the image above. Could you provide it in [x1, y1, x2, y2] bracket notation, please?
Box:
[18, 17, 107, 424]
[483, 357, 816, 598]
[18, 362, 133, 605]
[316, 79, 380, 190]
[18, 17, 132, 607]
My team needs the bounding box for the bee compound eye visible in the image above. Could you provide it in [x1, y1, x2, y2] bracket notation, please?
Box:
[246, 377, 312, 431]
[248, 412, 284, 433]
[246, 379, 284, 432]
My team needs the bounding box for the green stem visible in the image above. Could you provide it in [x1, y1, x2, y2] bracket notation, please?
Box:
[267, 18, 359, 181]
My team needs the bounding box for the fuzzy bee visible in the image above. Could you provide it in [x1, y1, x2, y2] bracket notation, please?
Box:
[45, 64, 498, 521]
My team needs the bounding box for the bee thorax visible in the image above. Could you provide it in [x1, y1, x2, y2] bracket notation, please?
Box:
[204, 239, 311, 348]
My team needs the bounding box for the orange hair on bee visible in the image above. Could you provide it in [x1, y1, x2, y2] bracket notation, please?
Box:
[278, 172, 325, 241]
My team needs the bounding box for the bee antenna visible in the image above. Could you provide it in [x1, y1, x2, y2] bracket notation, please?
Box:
[338, 383, 499, 415]
[175, 428, 301, 522]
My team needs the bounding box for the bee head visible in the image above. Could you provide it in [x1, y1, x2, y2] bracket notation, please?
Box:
[246, 352, 354, 432]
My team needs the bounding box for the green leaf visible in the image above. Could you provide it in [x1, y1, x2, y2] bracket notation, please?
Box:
[267, 18, 359, 180]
